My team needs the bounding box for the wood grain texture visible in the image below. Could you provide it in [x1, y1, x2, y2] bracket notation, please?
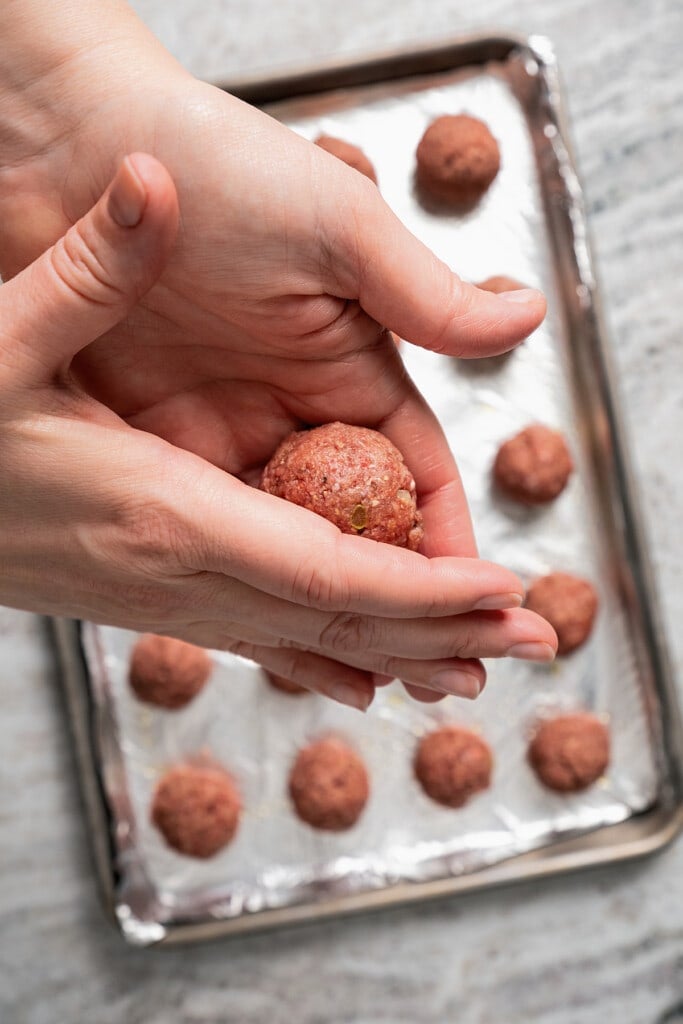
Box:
[1, 2, 681, 1022]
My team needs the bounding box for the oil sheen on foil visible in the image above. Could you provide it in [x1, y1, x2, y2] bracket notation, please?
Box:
[81, 59, 659, 937]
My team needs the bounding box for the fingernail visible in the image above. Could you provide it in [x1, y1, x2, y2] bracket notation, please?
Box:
[429, 670, 482, 699]
[473, 592, 524, 611]
[108, 155, 147, 228]
[328, 681, 373, 712]
[498, 288, 543, 304]
[506, 642, 556, 662]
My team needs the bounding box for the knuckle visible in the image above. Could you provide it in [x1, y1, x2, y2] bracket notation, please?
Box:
[374, 654, 402, 679]
[449, 627, 479, 658]
[289, 543, 351, 611]
[319, 611, 376, 654]
[276, 650, 308, 682]
[112, 496, 188, 574]
[50, 222, 124, 308]
[426, 273, 472, 355]
[421, 589, 461, 618]
[219, 638, 258, 661]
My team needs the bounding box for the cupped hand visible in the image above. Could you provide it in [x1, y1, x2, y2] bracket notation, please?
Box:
[0, 34, 557, 707]
[1, 60, 546, 553]
[0, 154, 557, 708]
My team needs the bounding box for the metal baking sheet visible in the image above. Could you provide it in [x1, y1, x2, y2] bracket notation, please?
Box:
[53, 34, 683, 947]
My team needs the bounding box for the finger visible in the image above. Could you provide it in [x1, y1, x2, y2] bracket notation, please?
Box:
[190, 571, 550, 661]
[317, 650, 489, 699]
[323, 180, 546, 357]
[167, 622, 454, 709]
[286, 607, 557, 663]
[0, 153, 178, 385]
[182, 586, 552, 674]
[182, 474, 525, 615]
[401, 683, 450, 703]
[211, 636, 376, 713]
[191, 557, 523, 633]
[194, 623, 486, 705]
[372, 673, 450, 702]
[403, 659, 489, 700]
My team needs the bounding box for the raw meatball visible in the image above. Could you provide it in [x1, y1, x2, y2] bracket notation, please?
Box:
[493, 424, 574, 504]
[315, 135, 377, 183]
[265, 670, 309, 696]
[414, 725, 493, 808]
[528, 713, 610, 792]
[526, 572, 598, 655]
[289, 737, 369, 831]
[129, 634, 211, 710]
[261, 421, 424, 550]
[416, 114, 500, 205]
[151, 763, 241, 857]
[477, 275, 527, 294]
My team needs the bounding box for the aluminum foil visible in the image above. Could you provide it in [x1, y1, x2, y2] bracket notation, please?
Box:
[80, 52, 660, 943]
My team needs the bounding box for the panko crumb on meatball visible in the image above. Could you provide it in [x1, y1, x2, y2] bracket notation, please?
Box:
[314, 135, 377, 184]
[477, 275, 528, 294]
[151, 763, 242, 858]
[414, 725, 493, 808]
[128, 634, 212, 710]
[416, 114, 500, 205]
[526, 572, 599, 655]
[528, 713, 610, 792]
[493, 424, 574, 504]
[289, 737, 369, 831]
[265, 670, 309, 696]
[261, 421, 424, 550]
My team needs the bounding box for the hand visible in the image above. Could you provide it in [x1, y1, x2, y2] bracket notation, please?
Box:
[0, 4, 557, 709]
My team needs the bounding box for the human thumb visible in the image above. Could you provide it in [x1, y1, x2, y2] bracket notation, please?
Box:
[0, 153, 178, 386]
[322, 175, 546, 358]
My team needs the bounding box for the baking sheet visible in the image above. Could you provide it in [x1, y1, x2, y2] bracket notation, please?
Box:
[58, 38, 680, 945]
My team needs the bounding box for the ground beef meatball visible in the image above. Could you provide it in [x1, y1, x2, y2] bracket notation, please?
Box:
[129, 634, 212, 710]
[526, 572, 599, 655]
[315, 135, 377, 183]
[416, 114, 500, 205]
[528, 713, 610, 792]
[493, 424, 574, 504]
[261, 422, 424, 550]
[265, 670, 309, 696]
[151, 763, 241, 857]
[414, 725, 493, 808]
[477, 275, 527, 294]
[289, 737, 369, 831]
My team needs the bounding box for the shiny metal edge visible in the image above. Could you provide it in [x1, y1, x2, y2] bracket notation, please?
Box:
[51, 617, 126, 937]
[522, 35, 683, 802]
[216, 33, 529, 103]
[51, 32, 683, 947]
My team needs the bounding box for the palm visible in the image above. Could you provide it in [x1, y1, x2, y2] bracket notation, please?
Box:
[75, 294, 400, 485]
[16, 80, 396, 481]
[13, 76, 456, 545]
